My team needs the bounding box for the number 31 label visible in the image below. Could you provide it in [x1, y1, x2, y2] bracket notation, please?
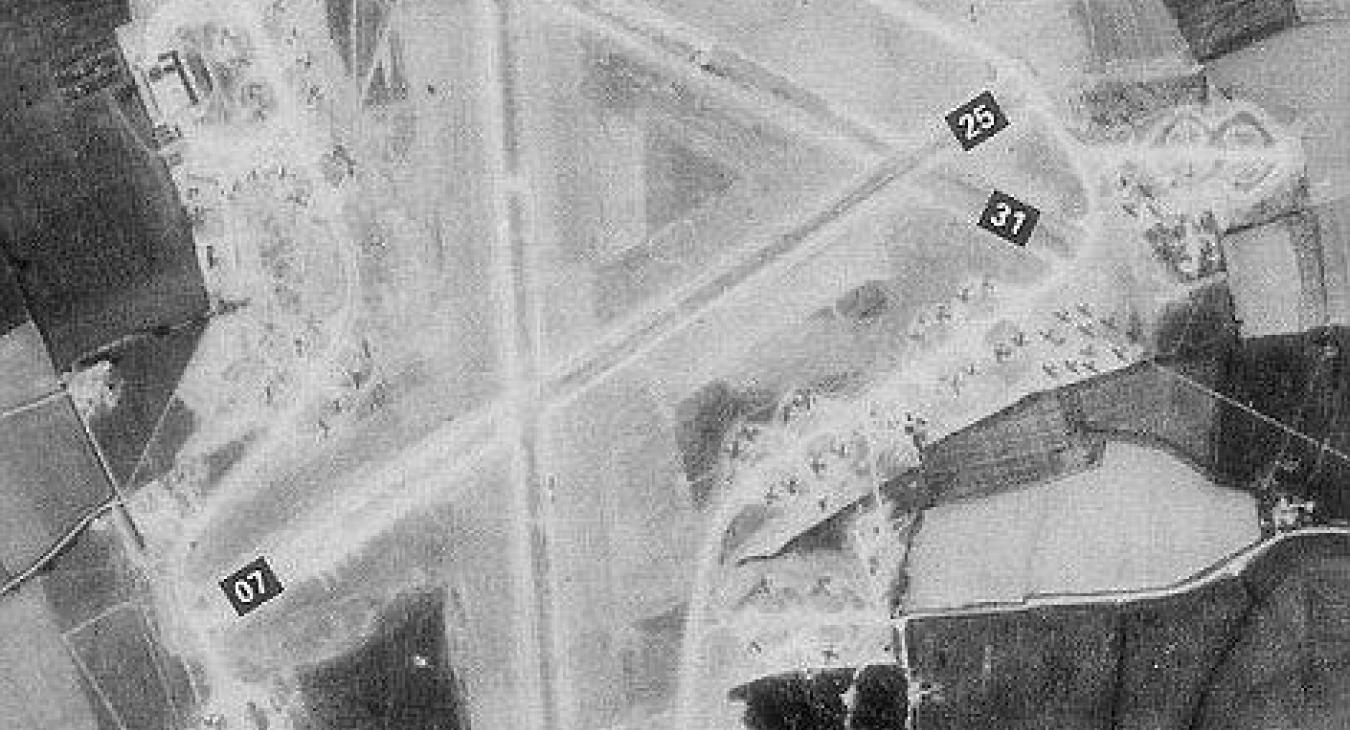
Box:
[945, 90, 1009, 150]
[978, 190, 1040, 246]
[220, 556, 284, 616]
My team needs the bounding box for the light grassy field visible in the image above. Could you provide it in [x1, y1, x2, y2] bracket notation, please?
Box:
[905, 440, 1260, 609]
[0, 322, 57, 412]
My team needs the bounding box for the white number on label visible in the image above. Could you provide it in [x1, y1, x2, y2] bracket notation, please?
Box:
[232, 570, 267, 604]
[988, 202, 1028, 235]
[958, 104, 997, 140]
[974, 105, 997, 130]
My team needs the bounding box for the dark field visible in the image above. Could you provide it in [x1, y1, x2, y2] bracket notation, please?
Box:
[920, 390, 1100, 505]
[0, 257, 28, 335]
[64, 603, 194, 730]
[300, 589, 471, 730]
[1069, 359, 1221, 468]
[730, 665, 910, 730]
[84, 319, 206, 488]
[1214, 329, 1350, 518]
[0, 2, 207, 370]
[1161, 0, 1300, 61]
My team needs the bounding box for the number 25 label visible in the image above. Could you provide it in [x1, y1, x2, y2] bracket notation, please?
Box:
[978, 190, 1040, 246]
[220, 556, 284, 616]
[945, 90, 1009, 150]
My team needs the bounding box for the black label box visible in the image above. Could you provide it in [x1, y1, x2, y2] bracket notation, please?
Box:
[977, 190, 1040, 247]
[945, 90, 1010, 151]
[220, 556, 284, 616]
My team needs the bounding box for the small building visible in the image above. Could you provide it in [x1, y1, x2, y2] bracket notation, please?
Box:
[114, 23, 213, 164]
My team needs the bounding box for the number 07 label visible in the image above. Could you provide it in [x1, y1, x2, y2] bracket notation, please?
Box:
[945, 90, 1009, 150]
[220, 556, 284, 616]
[978, 190, 1040, 246]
